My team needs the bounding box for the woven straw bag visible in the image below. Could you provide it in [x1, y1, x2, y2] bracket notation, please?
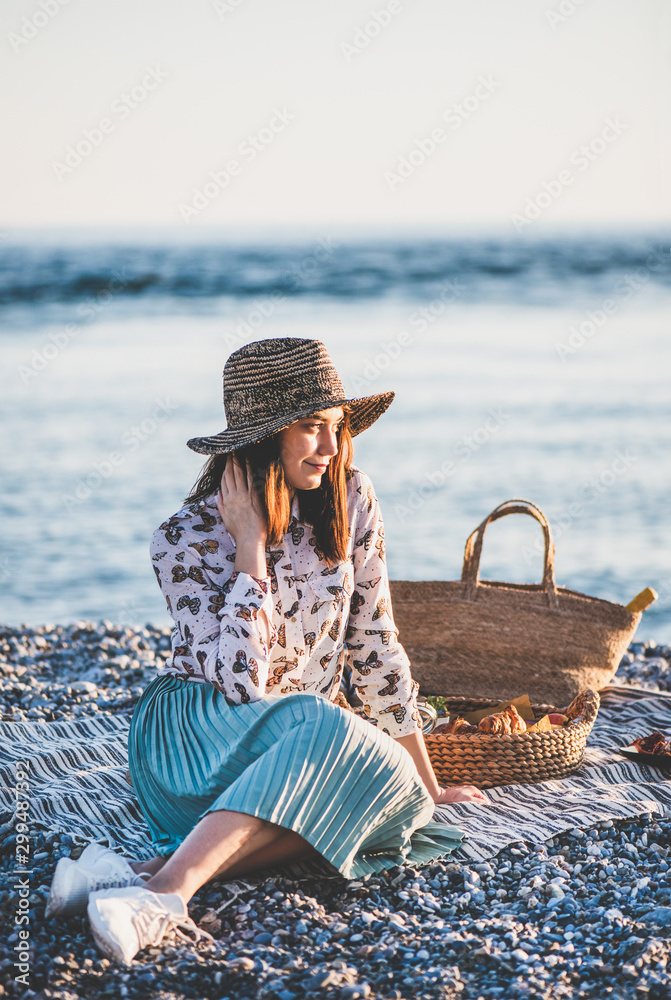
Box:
[424, 690, 600, 789]
[390, 499, 642, 706]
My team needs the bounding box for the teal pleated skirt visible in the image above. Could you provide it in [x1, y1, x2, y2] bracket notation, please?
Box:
[128, 674, 463, 879]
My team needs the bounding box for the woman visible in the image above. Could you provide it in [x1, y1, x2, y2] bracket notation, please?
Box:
[48, 337, 486, 964]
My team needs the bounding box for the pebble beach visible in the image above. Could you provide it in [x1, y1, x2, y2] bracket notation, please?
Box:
[2, 624, 671, 1000]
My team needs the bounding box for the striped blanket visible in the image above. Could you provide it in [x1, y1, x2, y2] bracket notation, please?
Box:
[1, 686, 670, 867]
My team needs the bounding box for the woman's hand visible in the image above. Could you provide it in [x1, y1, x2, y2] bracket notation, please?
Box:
[434, 784, 488, 805]
[218, 457, 268, 582]
[217, 457, 267, 546]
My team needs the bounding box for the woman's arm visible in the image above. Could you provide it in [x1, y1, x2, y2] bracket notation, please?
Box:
[395, 731, 488, 804]
[150, 458, 276, 702]
[218, 455, 271, 650]
[395, 730, 441, 798]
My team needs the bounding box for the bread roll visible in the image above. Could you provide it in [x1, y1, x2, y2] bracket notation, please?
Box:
[631, 731, 668, 755]
[478, 704, 527, 735]
[433, 717, 478, 736]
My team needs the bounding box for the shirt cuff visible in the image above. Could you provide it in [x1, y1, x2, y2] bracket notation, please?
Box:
[222, 569, 270, 610]
[379, 712, 423, 739]
[216, 571, 276, 649]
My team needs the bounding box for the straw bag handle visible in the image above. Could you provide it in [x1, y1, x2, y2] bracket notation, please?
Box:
[461, 498, 559, 609]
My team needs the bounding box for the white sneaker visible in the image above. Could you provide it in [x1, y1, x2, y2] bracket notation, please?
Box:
[88, 885, 212, 965]
[47, 842, 147, 918]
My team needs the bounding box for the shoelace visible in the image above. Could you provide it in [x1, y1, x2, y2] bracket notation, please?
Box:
[133, 905, 214, 949]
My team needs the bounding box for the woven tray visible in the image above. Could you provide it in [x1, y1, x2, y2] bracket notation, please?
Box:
[424, 689, 600, 789]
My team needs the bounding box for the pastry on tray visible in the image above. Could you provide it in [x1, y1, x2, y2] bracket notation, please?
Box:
[431, 704, 529, 737]
[629, 731, 671, 756]
[433, 716, 479, 736]
[478, 704, 527, 735]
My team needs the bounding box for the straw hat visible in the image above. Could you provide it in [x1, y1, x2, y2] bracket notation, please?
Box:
[187, 337, 395, 455]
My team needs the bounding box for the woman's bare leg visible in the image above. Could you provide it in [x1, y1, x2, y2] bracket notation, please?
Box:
[141, 810, 314, 904]
[223, 828, 319, 879]
[130, 856, 169, 878]
[130, 824, 316, 885]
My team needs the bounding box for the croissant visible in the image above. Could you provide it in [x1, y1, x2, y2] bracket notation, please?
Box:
[479, 713, 509, 735]
[433, 717, 478, 736]
[478, 705, 527, 735]
[506, 705, 527, 733]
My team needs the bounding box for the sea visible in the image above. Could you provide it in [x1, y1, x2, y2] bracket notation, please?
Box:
[1, 228, 670, 639]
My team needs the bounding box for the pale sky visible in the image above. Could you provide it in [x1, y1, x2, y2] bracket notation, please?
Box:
[1, 0, 669, 230]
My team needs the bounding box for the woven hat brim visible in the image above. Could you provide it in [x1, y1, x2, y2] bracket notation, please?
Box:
[187, 390, 395, 455]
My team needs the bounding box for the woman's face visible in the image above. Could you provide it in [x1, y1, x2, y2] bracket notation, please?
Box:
[278, 407, 344, 490]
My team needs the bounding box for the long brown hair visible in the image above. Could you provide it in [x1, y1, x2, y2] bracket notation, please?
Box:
[186, 409, 354, 564]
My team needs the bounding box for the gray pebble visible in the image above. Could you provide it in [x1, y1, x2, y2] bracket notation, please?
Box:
[642, 906, 671, 927]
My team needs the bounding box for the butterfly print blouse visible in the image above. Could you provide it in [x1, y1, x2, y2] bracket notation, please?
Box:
[150, 466, 421, 738]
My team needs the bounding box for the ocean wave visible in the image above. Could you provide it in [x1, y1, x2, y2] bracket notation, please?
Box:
[0, 235, 669, 308]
